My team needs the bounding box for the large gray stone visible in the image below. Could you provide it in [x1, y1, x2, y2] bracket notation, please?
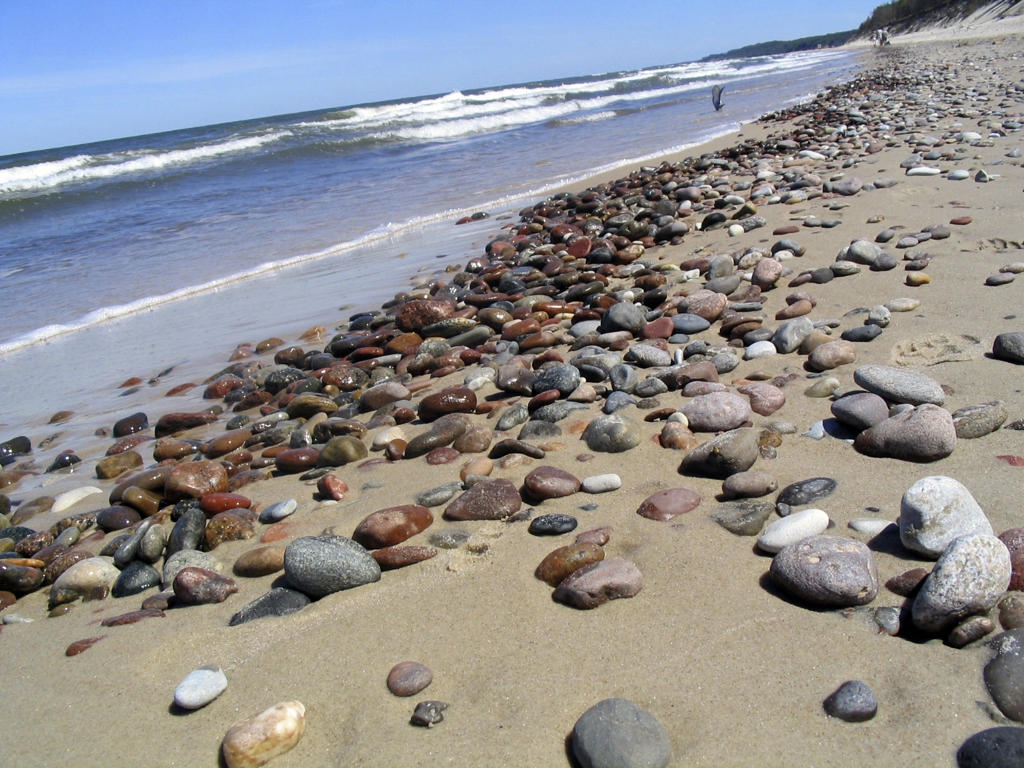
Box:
[993, 332, 1024, 364]
[679, 428, 760, 479]
[984, 629, 1024, 722]
[571, 698, 671, 768]
[853, 364, 945, 405]
[283, 535, 381, 598]
[911, 534, 1011, 633]
[899, 476, 993, 558]
[582, 414, 642, 453]
[681, 392, 751, 432]
[854, 404, 956, 462]
[770, 535, 878, 607]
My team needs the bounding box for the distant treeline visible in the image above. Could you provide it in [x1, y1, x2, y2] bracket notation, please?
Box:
[859, 0, 995, 31]
[701, 30, 856, 61]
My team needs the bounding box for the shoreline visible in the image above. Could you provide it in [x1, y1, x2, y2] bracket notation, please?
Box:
[1, 29, 1024, 768]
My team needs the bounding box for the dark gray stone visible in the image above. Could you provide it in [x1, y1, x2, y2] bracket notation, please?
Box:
[957, 727, 1024, 768]
[823, 680, 877, 722]
[776, 477, 838, 510]
[228, 587, 311, 626]
[770, 535, 878, 607]
[984, 629, 1024, 722]
[711, 500, 773, 536]
[831, 393, 889, 432]
[679, 428, 760, 479]
[165, 507, 206, 559]
[112, 561, 161, 598]
[571, 698, 671, 768]
[993, 332, 1024, 364]
[528, 514, 578, 536]
[283, 535, 381, 598]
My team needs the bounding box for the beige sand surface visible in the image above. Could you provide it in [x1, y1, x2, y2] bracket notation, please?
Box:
[2, 26, 1024, 768]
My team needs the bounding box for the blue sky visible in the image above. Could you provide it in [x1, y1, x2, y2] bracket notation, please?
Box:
[0, 0, 881, 156]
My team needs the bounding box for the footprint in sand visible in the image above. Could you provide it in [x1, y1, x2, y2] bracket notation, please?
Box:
[891, 333, 983, 366]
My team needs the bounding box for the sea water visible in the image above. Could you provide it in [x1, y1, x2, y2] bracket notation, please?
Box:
[0, 48, 862, 454]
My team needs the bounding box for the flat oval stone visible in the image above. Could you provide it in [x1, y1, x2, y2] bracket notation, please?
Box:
[523, 466, 581, 500]
[259, 498, 297, 524]
[386, 661, 433, 697]
[711, 500, 774, 536]
[175, 664, 228, 710]
[443, 478, 522, 521]
[284, 535, 381, 597]
[173, 566, 238, 605]
[853, 364, 945, 405]
[581, 474, 622, 493]
[553, 557, 642, 609]
[49, 557, 119, 607]
[722, 470, 777, 499]
[372, 545, 438, 570]
[770, 535, 878, 607]
[274, 447, 321, 474]
[681, 392, 751, 432]
[952, 401, 1008, 439]
[529, 514, 578, 536]
[112, 561, 161, 597]
[831, 392, 889, 431]
[679, 428, 760, 479]
[757, 508, 829, 554]
[571, 698, 671, 768]
[636, 488, 701, 521]
[776, 477, 837, 510]
[96, 506, 141, 532]
[854, 404, 957, 462]
[582, 414, 641, 453]
[165, 460, 230, 500]
[418, 387, 477, 422]
[352, 505, 433, 549]
[535, 542, 605, 586]
[233, 546, 285, 577]
[414, 482, 463, 508]
[228, 587, 310, 626]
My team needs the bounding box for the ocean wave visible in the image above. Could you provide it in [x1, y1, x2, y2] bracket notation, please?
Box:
[551, 111, 618, 126]
[0, 131, 291, 197]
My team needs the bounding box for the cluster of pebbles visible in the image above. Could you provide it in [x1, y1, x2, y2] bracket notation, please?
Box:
[1, 44, 1024, 767]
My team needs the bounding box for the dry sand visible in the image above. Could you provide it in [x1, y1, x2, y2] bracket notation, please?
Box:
[2, 25, 1024, 768]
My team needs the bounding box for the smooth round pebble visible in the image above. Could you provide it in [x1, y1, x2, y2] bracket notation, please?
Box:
[174, 664, 228, 710]
[757, 508, 829, 553]
[823, 680, 877, 722]
[387, 661, 433, 697]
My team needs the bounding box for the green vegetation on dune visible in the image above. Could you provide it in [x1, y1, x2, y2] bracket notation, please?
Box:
[701, 30, 856, 61]
[858, 0, 1010, 32]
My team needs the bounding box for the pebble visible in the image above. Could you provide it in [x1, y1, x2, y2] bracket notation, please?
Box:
[984, 629, 1024, 721]
[853, 364, 945, 405]
[681, 392, 751, 432]
[222, 700, 306, 768]
[952, 401, 1008, 439]
[757, 508, 829, 554]
[283, 535, 381, 597]
[228, 587, 310, 626]
[722, 470, 777, 499]
[770, 535, 878, 606]
[387, 661, 433, 697]
[523, 466, 581, 500]
[414, 482, 463, 507]
[443, 478, 522, 521]
[711, 500, 774, 536]
[173, 566, 238, 605]
[51, 486, 103, 515]
[679, 427, 760, 479]
[233, 546, 285, 577]
[830, 392, 889, 431]
[410, 700, 448, 728]
[999, 594, 1024, 630]
[776, 477, 837, 510]
[259, 498, 298, 524]
[352, 505, 433, 549]
[571, 698, 671, 768]
[528, 514, 578, 536]
[373, 545, 437, 570]
[174, 664, 228, 710]
[581, 414, 642, 453]
[854, 404, 957, 462]
[112, 561, 161, 597]
[162, 549, 219, 588]
[535, 542, 604, 586]
[636, 488, 702, 521]
[49, 557, 119, 607]
[823, 680, 877, 722]
[552, 557, 642, 609]
[899, 476, 993, 558]
[912, 534, 1011, 633]
[581, 474, 622, 493]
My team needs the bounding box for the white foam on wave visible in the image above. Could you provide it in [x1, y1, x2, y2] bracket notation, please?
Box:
[0, 131, 291, 196]
[557, 111, 618, 125]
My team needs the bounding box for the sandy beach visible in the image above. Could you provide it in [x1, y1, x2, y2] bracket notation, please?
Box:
[2, 23, 1024, 768]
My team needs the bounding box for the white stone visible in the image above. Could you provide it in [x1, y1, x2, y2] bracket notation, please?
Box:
[885, 297, 920, 312]
[911, 534, 1011, 633]
[899, 476, 993, 558]
[947, 169, 970, 180]
[907, 166, 941, 176]
[728, 224, 744, 237]
[582, 474, 622, 494]
[757, 508, 830, 554]
[744, 340, 778, 360]
[848, 518, 895, 536]
[52, 485, 103, 515]
[259, 498, 298, 524]
[371, 427, 406, 451]
[174, 664, 228, 710]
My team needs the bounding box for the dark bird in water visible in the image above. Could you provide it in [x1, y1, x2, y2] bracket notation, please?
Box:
[711, 85, 724, 111]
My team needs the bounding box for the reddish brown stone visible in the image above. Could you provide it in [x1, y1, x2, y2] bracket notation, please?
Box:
[274, 447, 320, 474]
[261, 521, 295, 543]
[372, 545, 438, 571]
[154, 411, 218, 438]
[152, 438, 198, 461]
[443, 478, 522, 521]
[885, 567, 930, 597]
[44, 550, 94, 584]
[317, 475, 349, 500]
[204, 375, 245, 399]
[523, 466, 581, 500]
[950, 216, 972, 225]
[95, 451, 143, 480]
[387, 661, 433, 697]
[165, 460, 229, 501]
[106, 434, 151, 456]
[200, 492, 252, 515]
[640, 317, 674, 340]
[636, 488, 702, 521]
[418, 387, 477, 422]
[204, 512, 255, 550]
[203, 429, 251, 458]
[233, 546, 285, 577]
[100, 608, 166, 626]
[0, 590, 16, 610]
[66, 636, 106, 656]
[535, 542, 604, 586]
[173, 566, 238, 604]
[353, 505, 434, 549]
[165, 383, 199, 397]
[396, 299, 456, 332]
[425, 446, 460, 465]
